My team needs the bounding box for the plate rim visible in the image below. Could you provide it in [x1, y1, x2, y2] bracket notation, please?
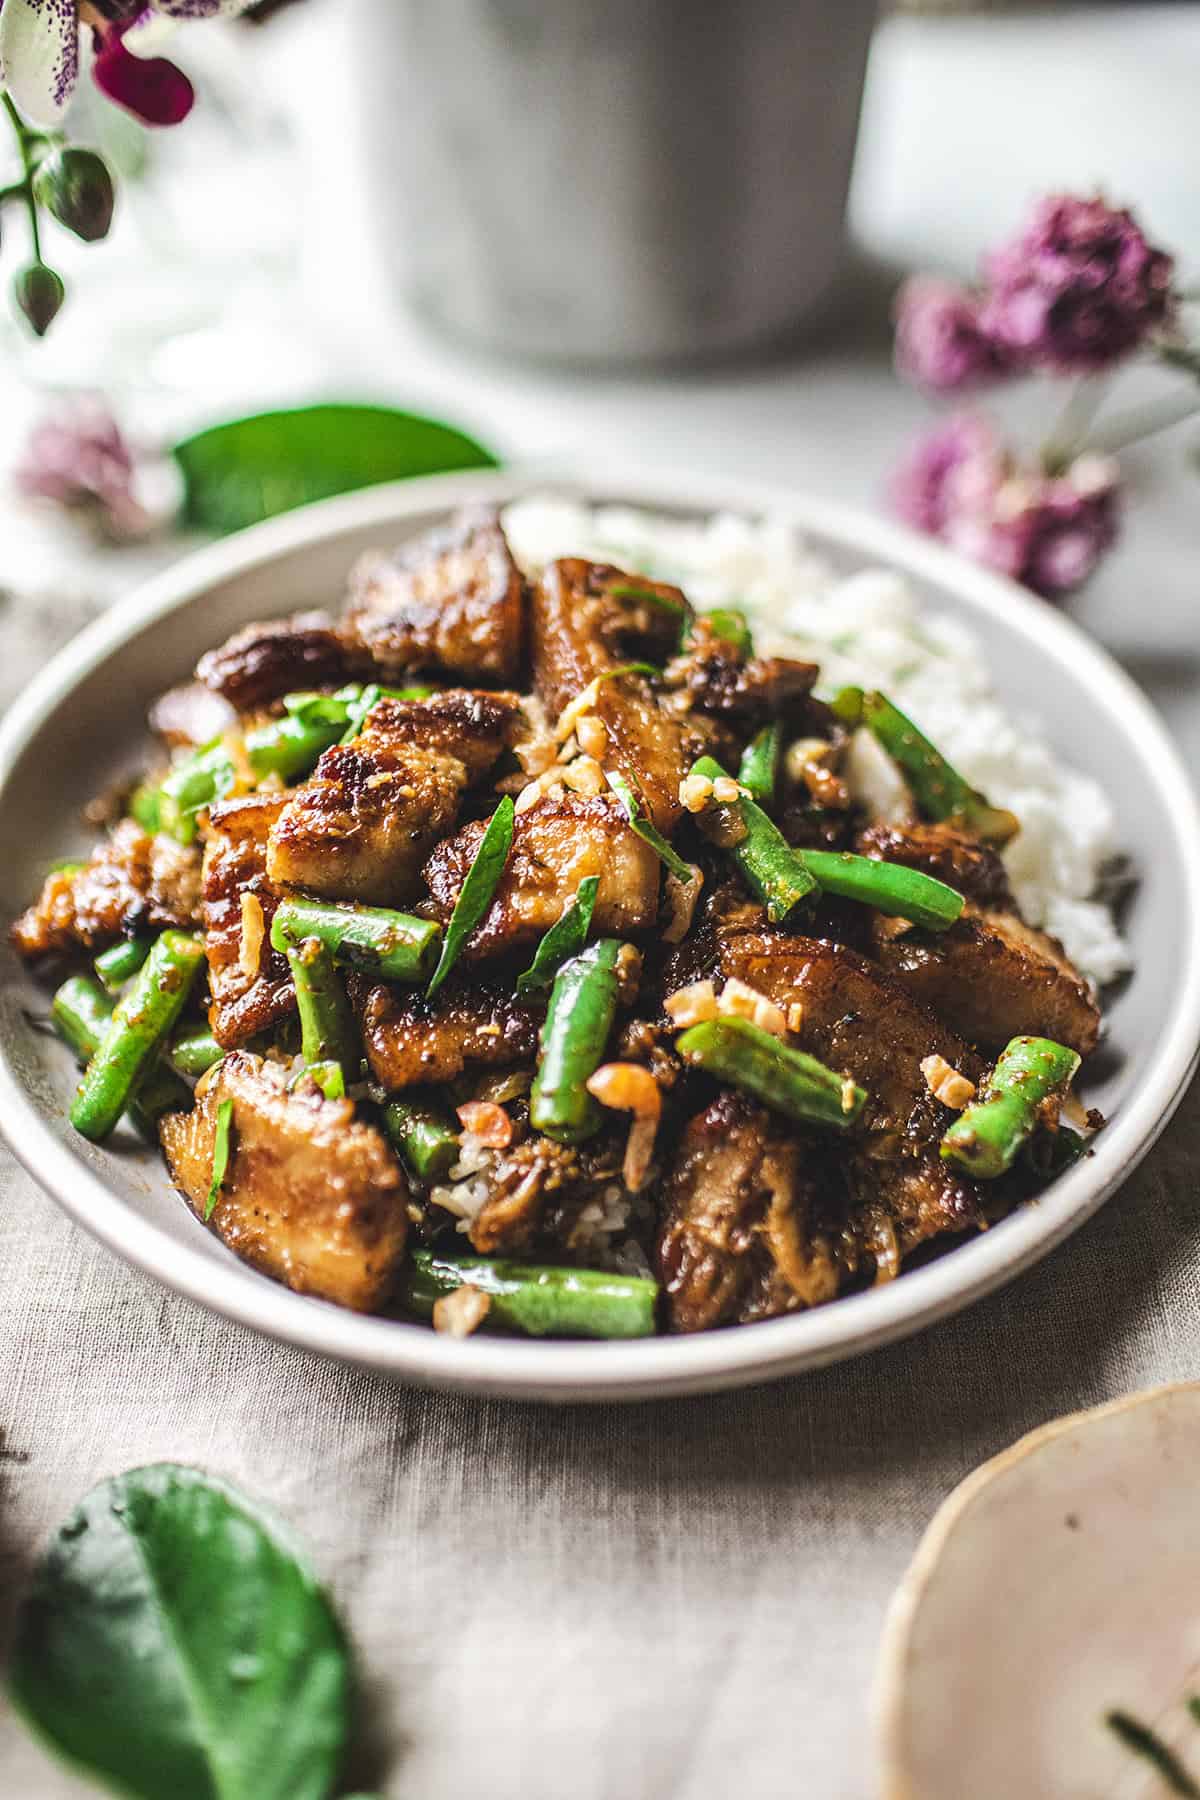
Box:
[2, 461, 1198, 1402]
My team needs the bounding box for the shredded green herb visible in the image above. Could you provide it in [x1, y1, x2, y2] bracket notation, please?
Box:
[595, 661, 660, 685]
[1105, 1710, 1200, 1796]
[694, 607, 753, 659]
[517, 876, 600, 996]
[204, 1098, 235, 1222]
[606, 582, 685, 616]
[427, 796, 515, 999]
[605, 770, 694, 883]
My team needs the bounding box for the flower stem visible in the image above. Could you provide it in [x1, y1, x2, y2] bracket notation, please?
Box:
[1087, 389, 1200, 455]
[1042, 375, 1109, 475]
[2, 91, 42, 261]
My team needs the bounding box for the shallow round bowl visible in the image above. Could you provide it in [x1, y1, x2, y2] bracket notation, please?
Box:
[1, 467, 1197, 1402]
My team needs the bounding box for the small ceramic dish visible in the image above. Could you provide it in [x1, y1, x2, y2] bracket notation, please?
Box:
[1, 466, 1197, 1402]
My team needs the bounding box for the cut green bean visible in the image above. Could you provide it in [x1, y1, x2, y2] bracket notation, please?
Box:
[55, 968, 193, 1139]
[286, 938, 360, 1081]
[693, 607, 753, 659]
[606, 769, 694, 883]
[675, 1016, 867, 1131]
[833, 687, 1018, 845]
[204, 1097, 235, 1221]
[427, 796, 514, 999]
[690, 755, 819, 923]
[384, 1095, 460, 1182]
[70, 932, 205, 1141]
[517, 875, 599, 996]
[796, 848, 964, 930]
[400, 1250, 659, 1340]
[738, 723, 782, 807]
[270, 897, 441, 986]
[303, 1060, 345, 1100]
[167, 1027, 226, 1080]
[530, 939, 626, 1144]
[941, 1035, 1082, 1178]
[94, 936, 153, 993]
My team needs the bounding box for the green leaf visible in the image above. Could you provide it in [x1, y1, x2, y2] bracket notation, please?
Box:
[517, 875, 599, 995]
[173, 404, 499, 536]
[204, 1097, 234, 1222]
[427, 796, 515, 1000]
[605, 770, 695, 884]
[606, 582, 685, 616]
[7, 1464, 352, 1800]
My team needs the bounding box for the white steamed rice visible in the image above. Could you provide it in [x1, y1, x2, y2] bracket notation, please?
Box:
[502, 497, 1130, 988]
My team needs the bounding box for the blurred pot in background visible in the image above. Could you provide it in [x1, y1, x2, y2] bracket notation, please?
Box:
[353, 0, 878, 365]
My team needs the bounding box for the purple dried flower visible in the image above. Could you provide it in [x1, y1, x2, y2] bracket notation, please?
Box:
[14, 397, 155, 542]
[893, 277, 1010, 392]
[890, 413, 1120, 600]
[980, 194, 1175, 373]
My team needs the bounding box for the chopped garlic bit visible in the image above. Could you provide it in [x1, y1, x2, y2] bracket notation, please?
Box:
[679, 772, 714, 813]
[560, 754, 606, 797]
[238, 891, 265, 981]
[433, 1285, 491, 1339]
[920, 1053, 976, 1110]
[786, 1002, 806, 1034]
[222, 728, 257, 795]
[841, 1077, 859, 1114]
[576, 714, 609, 760]
[664, 980, 718, 1027]
[554, 678, 604, 743]
[711, 775, 742, 805]
[718, 976, 789, 1039]
[515, 769, 564, 814]
[614, 944, 644, 998]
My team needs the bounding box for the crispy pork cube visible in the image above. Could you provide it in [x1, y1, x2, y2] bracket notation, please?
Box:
[354, 976, 543, 1090]
[266, 689, 519, 905]
[658, 1092, 840, 1333]
[422, 792, 660, 960]
[855, 820, 1014, 911]
[10, 819, 201, 959]
[160, 1051, 407, 1312]
[871, 905, 1101, 1055]
[196, 611, 357, 711]
[202, 792, 295, 1048]
[343, 508, 524, 681]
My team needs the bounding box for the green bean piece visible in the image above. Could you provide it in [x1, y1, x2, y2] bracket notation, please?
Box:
[303, 1060, 345, 1100]
[694, 607, 754, 659]
[738, 723, 782, 807]
[516, 875, 600, 996]
[270, 897, 441, 986]
[400, 1250, 659, 1340]
[675, 1016, 867, 1131]
[689, 755, 819, 923]
[94, 936, 153, 993]
[833, 686, 1019, 845]
[606, 769, 694, 883]
[427, 796, 515, 999]
[941, 1035, 1082, 1178]
[47, 857, 85, 875]
[69, 932, 205, 1142]
[384, 1095, 460, 1182]
[286, 938, 360, 1081]
[530, 939, 626, 1144]
[52, 974, 191, 1137]
[796, 848, 964, 931]
[128, 783, 162, 834]
[167, 1028, 227, 1080]
[204, 1098, 235, 1221]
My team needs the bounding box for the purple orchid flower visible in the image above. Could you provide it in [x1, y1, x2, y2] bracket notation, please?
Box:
[0, 0, 255, 129]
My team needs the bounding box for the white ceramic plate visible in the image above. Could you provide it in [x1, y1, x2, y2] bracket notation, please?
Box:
[875, 1382, 1200, 1799]
[1, 466, 1197, 1402]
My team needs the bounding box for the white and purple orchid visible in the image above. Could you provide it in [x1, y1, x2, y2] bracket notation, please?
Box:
[0, 0, 255, 129]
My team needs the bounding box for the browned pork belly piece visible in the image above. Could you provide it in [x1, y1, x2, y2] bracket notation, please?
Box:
[342, 508, 524, 682]
[532, 558, 693, 831]
[717, 930, 987, 1254]
[855, 820, 1014, 911]
[667, 621, 820, 727]
[422, 792, 660, 959]
[202, 792, 295, 1048]
[266, 689, 521, 905]
[870, 904, 1101, 1056]
[355, 976, 543, 1090]
[196, 610, 358, 712]
[657, 1091, 841, 1333]
[10, 819, 201, 959]
[160, 1050, 407, 1312]
[463, 1135, 583, 1255]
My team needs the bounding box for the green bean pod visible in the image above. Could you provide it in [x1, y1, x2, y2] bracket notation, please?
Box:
[270, 896, 441, 986]
[941, 1035, 1082, 1178]
[675, 1016, 867, 1130]
[167, 1027, 227, 1080]
[737, 723, 782, 808]
[690, 755, 818, 923]
[400, 1250, 659, 1340]
[94, 936, 153, 993]
[530, 939, 626, 1144]
[796, 848, 964, 931]
[384, 1096, 461, 1182]
[69, 932, 205, 1142]
[286, 938, 360, 1081]
[52, 974, 190, 1135]
[833, 687, 1018, 845]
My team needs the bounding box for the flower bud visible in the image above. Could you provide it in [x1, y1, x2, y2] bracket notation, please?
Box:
[32, 148, 116, 244]
[14, 263, 65, 337]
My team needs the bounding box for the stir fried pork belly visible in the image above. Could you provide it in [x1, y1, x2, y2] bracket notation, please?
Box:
[161, 1051, 407, 1311]
[13, 505, 1108, 1337]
